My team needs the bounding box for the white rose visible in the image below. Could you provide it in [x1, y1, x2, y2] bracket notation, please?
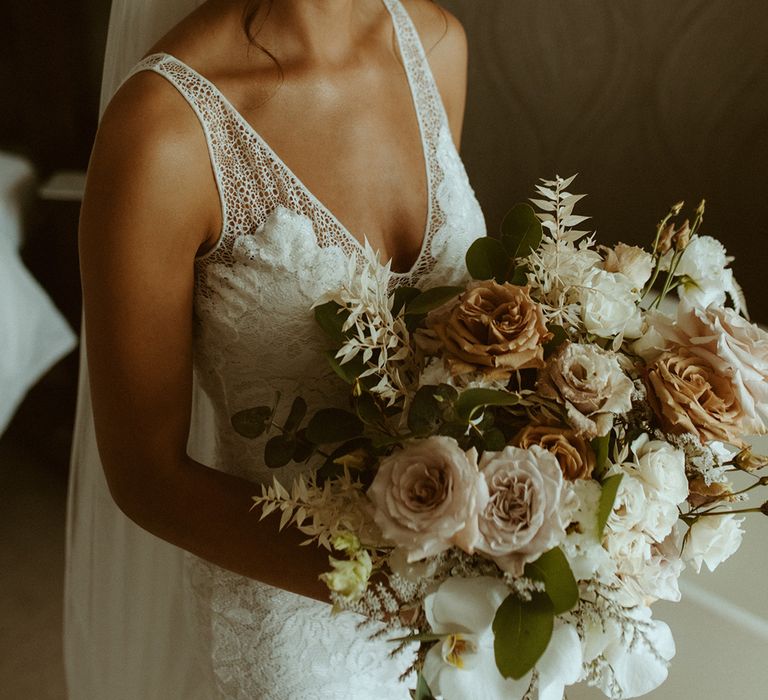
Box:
[583, 605, 675, 698]
[605, 527, 652, 579]
[608, 472, 648, 532]
[580, 269, 643, 339]
[604, 243, 654, 290]
[675, 235, 734, 309]
[628, 435, 689, 506]
[683, 514, 744, 573]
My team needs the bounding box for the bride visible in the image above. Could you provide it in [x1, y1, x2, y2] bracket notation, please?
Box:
[65, 0, 485, 697]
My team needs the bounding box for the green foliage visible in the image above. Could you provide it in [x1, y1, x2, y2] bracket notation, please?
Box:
[326, 351, 367, 384]
[465, 237, 509, 281]
[493, 591, 554, 680]
[590, 433, 611, 478]
[524, 547, 579, 615]
[500, 203, 543, 259]
[305, 408, 364, 444]
[407, 384, 458, 436]
[455, 388, 520, 422]
[597, 473, 624, 538]
[392, 286, 421, 315]
[264, 434, 296, 469]
[231, 406, 273, 439]
[282, 397, 307, 434]
[405, 286, 464, 316]
[314, 301, 349, 343]
[543, 324, 568, 357]
[413, 672, 437, 700]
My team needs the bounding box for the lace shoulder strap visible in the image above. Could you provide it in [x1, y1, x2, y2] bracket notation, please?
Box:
[121, 53, 263, 260]
[384, 0, 451, 136]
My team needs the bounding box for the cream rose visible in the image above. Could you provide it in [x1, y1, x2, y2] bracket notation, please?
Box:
[473, 445, 570, 575]
[537, 342, 635, 438]
[580, 269, 643, 339]
[651, 302, 768, 434]
[646, 347, 750, 444]
[367, 436, 487, 560]
[513, 425, 596, 480]
[421, 281, 551, 380]
[628, 435, 689, 507]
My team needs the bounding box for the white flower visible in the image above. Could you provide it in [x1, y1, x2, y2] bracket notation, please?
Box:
[683, 513, 744, 573]
[561, 480, 615, 581]
[319, 549, 372, 602]
[674, 235, 735, 309]
[422, 577, 583, 700]
[582, 605, 675, 698]
[473, 446, 571, 576]
[603, 243, 654, 290]
[627, 435, 689, 507]
[580, 269, 643, 339]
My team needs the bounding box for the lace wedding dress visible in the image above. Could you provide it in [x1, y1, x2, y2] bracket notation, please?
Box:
[65, 1, 485, 698]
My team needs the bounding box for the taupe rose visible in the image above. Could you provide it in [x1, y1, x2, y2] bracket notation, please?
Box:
[421, 281, 551, 380]
[367, 436, 487, 561]
[537, 342, 634, 439]
[645, 347, 750, 444]
[472, 445, 571, 576]
[513, 425, 595, 480]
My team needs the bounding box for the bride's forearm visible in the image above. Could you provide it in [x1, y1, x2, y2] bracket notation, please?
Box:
[108, 455, 331, 602]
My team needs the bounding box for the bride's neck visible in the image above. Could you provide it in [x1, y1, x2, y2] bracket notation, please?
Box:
[253, 0, 384, 65]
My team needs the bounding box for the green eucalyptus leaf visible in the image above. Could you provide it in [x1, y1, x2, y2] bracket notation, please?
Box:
[500, 203, 543, 259]
[314, 301, 349, 343]
[291, 429, 314, 463]
[355, 392, 383, 426]
[231, 406, 273, 439]
[264, 434, 296, 469]
[597, 473, 624, 538]
[414, 672, 437, 700]
[492, 591, 554, 680]
[465, 237, 509, 281]
[455, 388, 520, 422]
[524, 547, 579, 615]
[305, 408, 364, 444]
[405, 286, 464, 316]
[326, 351, 367, 384]
[392, 286, 421, 315]
[283, 396, 307, 434]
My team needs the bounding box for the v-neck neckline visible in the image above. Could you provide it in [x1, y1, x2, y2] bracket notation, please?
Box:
[148, 0, 434, 277]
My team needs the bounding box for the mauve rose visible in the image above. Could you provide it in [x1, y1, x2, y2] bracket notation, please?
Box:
[645, 347, 750, 444]
[367, 436, 487, 561]
[537, 342, 634, 438]
[474, 445, 570, 576]
[421, 281, 551, 381]
[513, 425, 595, 480]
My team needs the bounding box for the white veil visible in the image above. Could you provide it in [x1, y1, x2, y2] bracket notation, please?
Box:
[64, 1, 214, 698]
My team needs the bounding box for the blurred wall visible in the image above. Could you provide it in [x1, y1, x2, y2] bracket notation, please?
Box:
[443, 0, 768, 322]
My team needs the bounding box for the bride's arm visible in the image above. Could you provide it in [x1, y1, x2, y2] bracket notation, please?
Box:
[79, 73, 330, 601]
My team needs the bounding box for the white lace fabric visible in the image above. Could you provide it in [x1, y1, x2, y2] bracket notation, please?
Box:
[125, 1, 486, 697]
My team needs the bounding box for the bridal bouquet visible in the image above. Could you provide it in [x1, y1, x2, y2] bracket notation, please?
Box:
[233, 175, 768, 699]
